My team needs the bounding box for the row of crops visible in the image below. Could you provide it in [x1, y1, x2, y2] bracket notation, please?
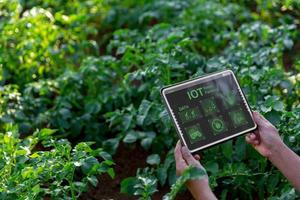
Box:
[0, 0, 300, 199]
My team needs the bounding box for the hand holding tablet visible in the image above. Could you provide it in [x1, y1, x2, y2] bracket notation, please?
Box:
[161, 70, 257, 152]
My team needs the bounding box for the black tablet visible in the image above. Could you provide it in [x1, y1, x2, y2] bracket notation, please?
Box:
[161, 70, 257, 152]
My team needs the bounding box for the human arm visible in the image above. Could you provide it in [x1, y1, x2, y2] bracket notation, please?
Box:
[246, 111, 300, 192]
[174, 141, 217, 200]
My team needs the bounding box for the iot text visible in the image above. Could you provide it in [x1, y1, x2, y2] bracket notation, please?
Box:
[187, 87, 204, 100]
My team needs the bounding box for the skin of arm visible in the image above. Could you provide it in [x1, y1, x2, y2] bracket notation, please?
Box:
[246, 111, 300, 192]
[174, 141, 217, 200]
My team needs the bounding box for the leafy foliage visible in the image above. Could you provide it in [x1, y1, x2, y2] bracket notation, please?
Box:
[0, 125, 114, 199]
[1, 0, 300, 199]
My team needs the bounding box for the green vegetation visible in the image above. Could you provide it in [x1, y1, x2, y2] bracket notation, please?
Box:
[0, 0, 300, 199]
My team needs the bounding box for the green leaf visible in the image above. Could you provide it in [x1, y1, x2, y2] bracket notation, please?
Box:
[265, 111, 282, 125]
[32, 184, 40, 194]
[273, 101, 284, 112]
[260, 105, 272, 113]
[99, 151, 112, 160]
[141, 131, 156, 150]
[37, 129, 57, 140]
[283, 38, 293, 49]
[141, 137, 153, 150]
[87, 176, 99, 187]
[123, 130, 138, 143]
[163, 167, 206, 200]
[16, 149, 28, 156]
[221, 140, 232, 159]
[122, 114, 133, 131]
[107, 168, 115, 178]
[234, 137, 246, 161]
[205, 161, 219, 174]
[137, 100, 152, 126]
[157, 167, 168, 186]
[102, 138, 120, 155]
[120, 177, 138, 195]
[146, 154, 160, 165]
[81, 157, 99, 175]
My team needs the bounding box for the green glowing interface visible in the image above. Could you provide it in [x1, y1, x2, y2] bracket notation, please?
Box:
[162, 70, 256, 151]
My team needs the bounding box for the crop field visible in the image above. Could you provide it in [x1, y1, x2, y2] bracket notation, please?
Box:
[0, 0, 300, 199]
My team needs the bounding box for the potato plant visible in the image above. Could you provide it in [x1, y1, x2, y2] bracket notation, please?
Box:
[0, 125, 114, 199]
[0, 0, 300, 199]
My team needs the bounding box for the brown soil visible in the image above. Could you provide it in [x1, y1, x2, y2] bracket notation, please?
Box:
[80, 143, 194, 200]
[284, 40, 300, 71]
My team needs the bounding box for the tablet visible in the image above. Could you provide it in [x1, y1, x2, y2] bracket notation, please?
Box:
[161, 70, 257, 152]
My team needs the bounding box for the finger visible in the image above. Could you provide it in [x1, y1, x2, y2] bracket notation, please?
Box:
[246, 132, 257, 138]
[246, 134, 260, 145]
[194, 154, 201, 160]
[174, 141, 187, 173]
[246, 133, 259, 142]
[245, 134, 254, 144]
[174, 141, 184, 162]
[252, 128, 261, 142]
[252, 111, 272, 127]
[253, 140, 260, 145]
[249, 132, 257, 140]
[181, 145, 197, 165]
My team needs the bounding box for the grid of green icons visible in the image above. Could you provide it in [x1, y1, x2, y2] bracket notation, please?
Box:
[178, 107, 201, 123]
[178, 90, 248, 143]
[185, 124, 205, 143]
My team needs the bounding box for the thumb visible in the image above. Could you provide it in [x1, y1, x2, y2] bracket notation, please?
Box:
[181, 146, 198, 166]
[252, 111, 271, 127]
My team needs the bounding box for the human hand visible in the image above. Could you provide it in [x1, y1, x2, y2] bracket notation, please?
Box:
[174, 141, 216, 200]
[174, 141, 203, 176]
[245, 111, 284, 158]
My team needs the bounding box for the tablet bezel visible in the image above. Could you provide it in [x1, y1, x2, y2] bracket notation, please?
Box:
[161, 70, 257, 153]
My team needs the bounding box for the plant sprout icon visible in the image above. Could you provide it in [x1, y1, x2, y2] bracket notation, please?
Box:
[180, 108, 200, 123]
[208, 101, 217, 112]
[202, 98, 218, 115]
[185, 110, 196, 120]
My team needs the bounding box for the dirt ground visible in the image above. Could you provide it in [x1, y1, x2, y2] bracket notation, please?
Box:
[80, 143, 194, 200]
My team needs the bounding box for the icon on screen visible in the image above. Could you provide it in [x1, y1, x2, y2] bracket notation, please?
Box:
[201, 97, 219, 116]
[185, 124, 205, 143]
[229, 109, 248, 127]
[178, 107, 201, 123]
[208, 116, 228, 134]
[222, 92, 237, 108]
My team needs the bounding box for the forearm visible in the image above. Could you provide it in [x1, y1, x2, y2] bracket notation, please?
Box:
[268, 141, 300, 192]
[186, 179, 217, 200]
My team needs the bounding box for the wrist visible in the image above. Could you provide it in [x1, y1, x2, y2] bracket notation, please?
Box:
[186, 177, 209, 189]
[186, 178, 215, 200]
[268, 140, 287, 162]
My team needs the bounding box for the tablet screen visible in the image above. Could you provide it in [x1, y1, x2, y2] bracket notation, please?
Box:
[161, 70, 256, 152]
